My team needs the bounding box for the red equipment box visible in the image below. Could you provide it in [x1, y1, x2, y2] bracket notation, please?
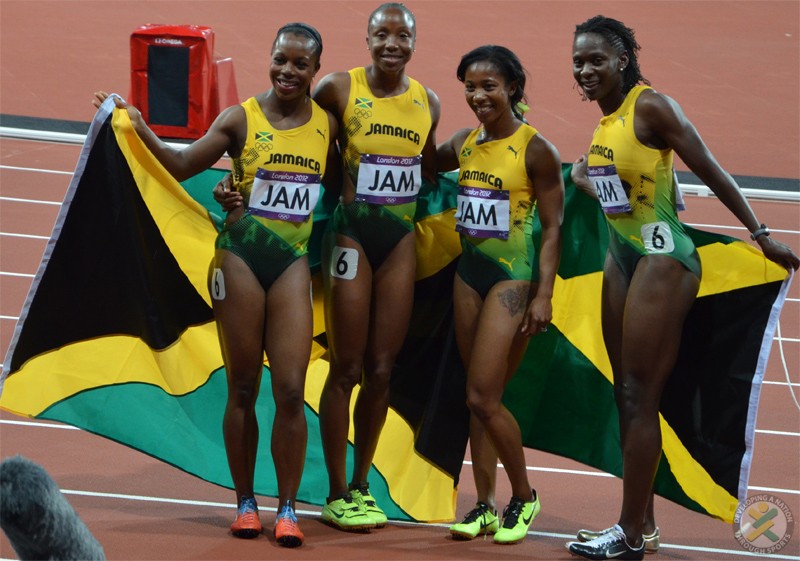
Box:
[130, 24, 239, 139]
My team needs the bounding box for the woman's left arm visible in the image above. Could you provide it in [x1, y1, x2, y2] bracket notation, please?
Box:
[636, 91, 799, 270]
[521, 135, 565, 336]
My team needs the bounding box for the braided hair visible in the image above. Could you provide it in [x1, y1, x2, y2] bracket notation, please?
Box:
[457, 45, 529, 121]
[574, 15, 649, 94]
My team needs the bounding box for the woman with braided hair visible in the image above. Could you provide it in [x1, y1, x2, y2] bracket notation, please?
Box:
[566, 15, 798, 560]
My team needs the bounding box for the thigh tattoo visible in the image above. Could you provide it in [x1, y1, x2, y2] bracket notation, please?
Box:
[496, 284, 529, 317]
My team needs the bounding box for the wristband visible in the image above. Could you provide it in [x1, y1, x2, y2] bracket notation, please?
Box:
[750, 224, 770, 241]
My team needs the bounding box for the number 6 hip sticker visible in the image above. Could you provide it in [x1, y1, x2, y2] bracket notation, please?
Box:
[211, 268, 226, 300]
[642, 221, 675, 253]
[331, 246, 358, 280]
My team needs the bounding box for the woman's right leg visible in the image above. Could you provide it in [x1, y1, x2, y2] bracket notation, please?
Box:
[449, 275, 502, 539]
[210, 250, 267, 536]
[318, 232, 376, 530]
[453, 275, 498, 506]
[603, 253, 659, 538]
[615, 256, 698, 545]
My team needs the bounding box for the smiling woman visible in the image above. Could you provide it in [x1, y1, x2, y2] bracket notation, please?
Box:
[566, 15, 799, 561]
[435, 44, 564, 546]
[308, 2, 442, 533]
[92, 22, 339, 549]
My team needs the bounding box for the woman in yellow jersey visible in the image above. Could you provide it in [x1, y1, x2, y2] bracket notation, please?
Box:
[311, 2, 441, 531]
[437, 45, 564, 545]
[566, 16, 799, 561]
[94, 23, 338, 548]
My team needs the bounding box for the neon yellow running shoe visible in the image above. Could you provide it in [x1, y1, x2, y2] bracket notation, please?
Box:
[493, 490, 541, 544]
[321, 492, 376, 531]
[449, 502, 499, 540]
[350, 484, 387, 528]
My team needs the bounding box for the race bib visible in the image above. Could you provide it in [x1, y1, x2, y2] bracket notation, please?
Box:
[642, 221, 675, 253]
[588, 164, 632, 214]
[455, 186, 510, 239]
[330, 246, 358, 280]
[211, 268, 226, 300]
[248, 169, 321, 222]
[355, 153, 422, 205]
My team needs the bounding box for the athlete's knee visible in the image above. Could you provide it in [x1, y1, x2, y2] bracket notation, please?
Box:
[328, 361, 364, 393]
[226, 375, 260, 409]
[362, 361, 392, 395]
[273, 383, 305, 415]
[465, 391, 498, 423]
[615, 378, 659, 420]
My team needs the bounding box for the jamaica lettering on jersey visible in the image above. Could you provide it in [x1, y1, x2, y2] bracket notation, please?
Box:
[589, 144, 614, 161]
[458, 169, 503, 189]
[364, 122, 421, 145]
[263, 152, 321, 174]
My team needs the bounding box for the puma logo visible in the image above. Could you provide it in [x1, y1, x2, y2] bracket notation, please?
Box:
[498, 257, 516, 270]
[316, 128, 326, 140]
[507, 145, 520, 159]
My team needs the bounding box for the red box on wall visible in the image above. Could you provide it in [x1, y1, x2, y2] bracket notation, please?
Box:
[130, 24, 219, 139]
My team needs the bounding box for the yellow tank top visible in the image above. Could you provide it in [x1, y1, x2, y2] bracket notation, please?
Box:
[456, 123, 538, 239]
[341, 67, 432, 206]
[586, 85, 686, 254]
[231, 96, 329, 251]
[456, 123, 538, 273]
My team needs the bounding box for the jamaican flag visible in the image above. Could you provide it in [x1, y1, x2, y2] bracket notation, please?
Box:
[504, 170, 791, 523]
[0, 99, 790, 523]
[0, 98, 463, 523]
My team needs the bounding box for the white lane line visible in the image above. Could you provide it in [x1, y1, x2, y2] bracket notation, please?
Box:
[684, 223, 800, 235]
[763, 381, 800, 387]
[0, 164, 72, 175]
[749, 485, 800, 496]
[0, 272, 34, 278]
[51, 489, 800, 559]
[0, 420, 80, 430]
[0, 232, 49, 240]
[756, 429, 800, 437]
[0, 196, 62, 205]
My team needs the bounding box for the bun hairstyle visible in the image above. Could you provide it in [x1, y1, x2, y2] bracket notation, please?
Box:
[457, 45, 529, 121]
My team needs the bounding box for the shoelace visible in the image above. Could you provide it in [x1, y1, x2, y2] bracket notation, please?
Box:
[458, 502, 494, 541]
[238, 497, 258, 516]
[277, 501, 298, 523]
[462, 502, 491, 523]
[501, 500, 524, 528]
[586, 526, 625, 547]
